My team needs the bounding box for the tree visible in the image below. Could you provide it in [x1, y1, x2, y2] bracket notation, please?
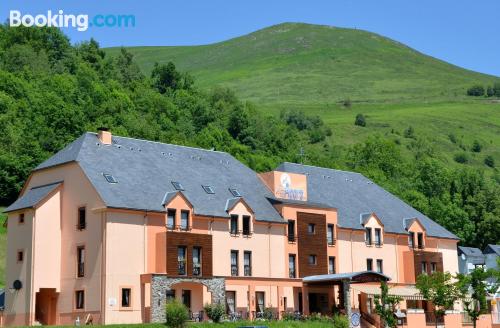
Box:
[486, 86, 494, 97]
[374, 281, 402, 328]
[455, 266, 499, 328]
[484, 155, 495, 168]
[472, 140, 482, 153]
[467, 85, 485, 96]
[493, 82, 500, 97]
[355, 114, 366, 127]
[416, 272, 458, 328]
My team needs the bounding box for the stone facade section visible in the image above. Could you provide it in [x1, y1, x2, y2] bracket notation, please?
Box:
[150, 274, 225, 323]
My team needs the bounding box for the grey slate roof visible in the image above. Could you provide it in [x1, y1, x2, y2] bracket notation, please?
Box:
[5, 182, 62, 213]
[484, 245, 500, 256]
[276, 162, 458, 239]
[458, 246, 485, 265]
[33, 133, 284, 223]
[303, 271, 391, 283]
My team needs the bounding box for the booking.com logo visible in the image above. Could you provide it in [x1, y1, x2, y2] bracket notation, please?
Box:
[9, 10, 135, 31]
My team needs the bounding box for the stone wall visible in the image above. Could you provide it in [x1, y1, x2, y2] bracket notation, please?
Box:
[150, 275, 225, 323]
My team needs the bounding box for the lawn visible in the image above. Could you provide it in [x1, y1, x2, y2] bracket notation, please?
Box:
[12, 322, 345, 328]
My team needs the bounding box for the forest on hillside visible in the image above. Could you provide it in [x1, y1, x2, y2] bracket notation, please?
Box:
[0, 25, 498, 248]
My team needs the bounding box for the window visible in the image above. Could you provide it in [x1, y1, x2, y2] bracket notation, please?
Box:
[171, 181, 184, 191]
[327, 224, 335, 245]
[409, 231, 415, 248]
[230, 215, 238, 235]
[308, 254, 317, 265]
[103, 173, 118, 183]
[166, 290, 176, 301]
[178, 246, 187, 275]
[367, 258, 373, 271]
[77, 207, 86, 230]
[180, 210, 189, 231]
[289, 254, 296, 278]
[193, 247, 202, 276]
[242, 216, 251, 236]
[244, 251, 252, 276]
[202, 185, 215, 194]
[329, 256, 336, 274]
[417, 232, 424, 249]
[287, 220, 296, 242]
[226, 291, 236, 314]
[374, 228, 382, 246]
[256, 292, 265, 313]
[167, 209, 176, 229]
[376, 259, 383, 273]
[231, 250, 239, 276]
[121, 288, 131, 308]
[431, 262, 437, 273]
[229, 188, 241, 197]
[77, 246, 85, 278]
[17, 250, 24, 262]
[365, 227, 372, 245]
[75, 290, 85, 309]
[421, 261, 428, 274]
[19, 213, 25, 224]
[308, 223, 315, 234]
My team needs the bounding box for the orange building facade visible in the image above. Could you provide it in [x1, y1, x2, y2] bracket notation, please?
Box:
[3, 131, 466, 327]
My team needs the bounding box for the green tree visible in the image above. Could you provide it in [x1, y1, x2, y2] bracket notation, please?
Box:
[374, 281, 402, 328]
[355, 113, 366, 127]
[484, 155, 495, 168]
[467, 85, 485, 96]
[493, 82, 500, 97]
[455, 266, 499, 328]
[165, 299, 189, 328]
[416, 272, 458, 328]
[486, 86, 494, 97]
[472, 140, 482, 153]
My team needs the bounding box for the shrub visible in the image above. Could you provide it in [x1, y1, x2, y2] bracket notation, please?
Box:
[282, 312, 296, 321]
[203, 303, 225, 323]
[454, 153, 469, 164]
[165, 299, 189, 328]
[332, 314, 349, 328]
[472, 140, 482, 152]
[467, 85, 485, 96]
[354, 114, 366, 127]
[486, 86, 494, 97]
[404, 126, 415, 139]
[262, 307, 275, 320]
[484, 155, 495, 168]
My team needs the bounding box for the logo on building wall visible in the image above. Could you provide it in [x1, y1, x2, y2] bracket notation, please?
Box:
[276, 173, 305, 201]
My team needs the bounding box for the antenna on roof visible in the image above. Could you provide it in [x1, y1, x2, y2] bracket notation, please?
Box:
[297, 147, 306, 164]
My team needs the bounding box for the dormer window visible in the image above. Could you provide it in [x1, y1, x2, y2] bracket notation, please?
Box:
[202, 185, 215, 194]
[365, 227, 372, 245]
[374, 228, 382, 246]
[417, 232, 424, 249]
[409, 231, 415, 248]
[171, 181, 184, 191]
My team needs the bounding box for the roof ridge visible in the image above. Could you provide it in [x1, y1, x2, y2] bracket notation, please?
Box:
[92, 132, 231, 155]
[30, 180, 63, 190]
[280, 161, 364, 175]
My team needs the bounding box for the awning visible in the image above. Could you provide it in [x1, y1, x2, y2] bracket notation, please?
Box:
[352, 284, 424, 300]
[303, 271, 390, 285]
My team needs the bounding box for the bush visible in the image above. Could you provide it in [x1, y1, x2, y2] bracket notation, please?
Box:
[404, 126, 415, 139]
[486, 86, 494, 97]
[165, 299, 189, 328]
[203, 303, 225, 323]
[262, 307, 275, 320]
[454, 153, 469, 164]
[472, 140, 482, 152]
[354, 114, 366, 127]
[332, 314, 349, 328]
[467, 85, 485, 96]
[484, 155, 495, 168]
[282, 312, 296, 321]
[493, 82, 500, 97]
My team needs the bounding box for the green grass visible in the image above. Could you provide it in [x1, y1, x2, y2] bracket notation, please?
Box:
[105, 23, 499, 105]
[9, 322, 341, 328]
[0, 207, 5, 288]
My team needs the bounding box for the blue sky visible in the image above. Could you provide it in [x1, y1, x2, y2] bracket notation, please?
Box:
[2, 0, 499, 76]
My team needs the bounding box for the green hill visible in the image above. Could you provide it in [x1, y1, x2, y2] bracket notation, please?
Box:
[105, 22, 499, 105]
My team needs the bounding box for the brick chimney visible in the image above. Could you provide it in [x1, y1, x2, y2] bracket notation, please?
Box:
[97, 127, 112, 145]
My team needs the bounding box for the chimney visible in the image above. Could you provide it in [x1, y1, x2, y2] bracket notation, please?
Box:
[97, 127, 112, 145]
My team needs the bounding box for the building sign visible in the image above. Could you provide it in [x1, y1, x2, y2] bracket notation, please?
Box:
[275, 173, 305, 201]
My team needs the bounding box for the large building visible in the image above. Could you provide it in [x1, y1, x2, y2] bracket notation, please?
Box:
[3, 130, 461, 326]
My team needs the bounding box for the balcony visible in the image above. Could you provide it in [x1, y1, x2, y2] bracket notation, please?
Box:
[231, 265, 238, 276]
[327, 237, 336, 246]
[178, 262, 186, 275]
[287, 234, 297, 243]
[289, 268, 296, 278]
[77, 263, 85, 278]
[193, 264, 201, 276]
[244, 265, 252, 277]
[76, 222, 86, 231]
[425, 312, 444, 326]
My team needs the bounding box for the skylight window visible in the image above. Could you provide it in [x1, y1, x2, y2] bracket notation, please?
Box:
[103, 173, 118, 184]
[171, 181, 184, 191]
[202, 185, 215, 194]
[229, 188, 241, 197]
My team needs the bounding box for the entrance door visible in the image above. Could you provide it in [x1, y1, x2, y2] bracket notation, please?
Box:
[309, 293, 329, 314]
[182, 290, 191, 310]
[35, 288, 58, 325]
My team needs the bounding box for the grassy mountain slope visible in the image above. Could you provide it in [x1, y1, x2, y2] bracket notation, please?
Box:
[106, 22, 499, 105]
